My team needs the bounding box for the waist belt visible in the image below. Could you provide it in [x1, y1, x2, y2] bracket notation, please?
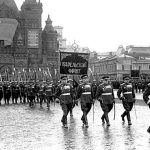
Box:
[82, 92, 91, 95]
[61, 93, 70, 96]
[123, 92, 132, 94]
[102, 93, 112, 96]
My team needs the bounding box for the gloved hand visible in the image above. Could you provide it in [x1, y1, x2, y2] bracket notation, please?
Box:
[120, 97, 125, 101]
[113, 100, 115, 104]
[133, 98, 136, 103]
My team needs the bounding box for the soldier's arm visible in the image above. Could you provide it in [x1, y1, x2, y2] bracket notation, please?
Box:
[96, 85, 103, 100]
[112, 87, 115, 99]
[117, 85, 122, 99]
[132, 86, 135, 99]
[143, 85, 150, 105]
[76, 86, 82, 99]
[55, 86, 61, 98]
[91, 85, 97, 99]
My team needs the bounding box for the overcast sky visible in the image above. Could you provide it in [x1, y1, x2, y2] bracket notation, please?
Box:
[15, 0, 150, 53]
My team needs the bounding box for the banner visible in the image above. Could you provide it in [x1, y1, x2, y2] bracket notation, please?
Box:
[27, 29, 40, 48]
[60, 52, 89, 75]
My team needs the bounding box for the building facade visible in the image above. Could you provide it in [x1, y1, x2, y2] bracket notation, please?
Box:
[54, 26, 67, 51]
[0, 0, 58, 81]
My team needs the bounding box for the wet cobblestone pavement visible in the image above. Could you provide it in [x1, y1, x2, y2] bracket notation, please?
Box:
[0, 100, 150, 150]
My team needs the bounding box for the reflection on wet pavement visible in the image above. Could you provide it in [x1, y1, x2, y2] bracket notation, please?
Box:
[0, 101, 149, 150]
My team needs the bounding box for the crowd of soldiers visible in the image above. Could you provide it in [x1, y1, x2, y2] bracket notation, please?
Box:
[0, 75, 150, 133]
[0, 80, 60, 109]
[55, 74, 150, 134]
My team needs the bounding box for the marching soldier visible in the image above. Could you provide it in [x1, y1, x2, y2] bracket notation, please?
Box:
[67, 78, 77, 117]
[15, 83, 21, 104]
[76, 75, 95, 128]
[0, 82, 3, 105]
[20, 82, 27, 104]
[39, 81, 46, 107]
[3, 81, 8, 104]
[45, 81, 53, 110]
[27, 82, 36, 107]
[56, 75, 74, 128]
[96, 76, 115, 126]
[5, 82, 11, 105]
[117, 76, 135, 125]
[11, 81, 16, 104]
[143, 83, 150, 133]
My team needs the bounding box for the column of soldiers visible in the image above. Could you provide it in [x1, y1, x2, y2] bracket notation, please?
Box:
[0, 80, 59, 109]
[0, 74, 150, 133]
[56, 74, 149, 135]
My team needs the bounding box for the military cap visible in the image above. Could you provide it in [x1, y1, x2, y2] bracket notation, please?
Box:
[60, 75, 67, 80]
[81, 74, 88, 79]
[68, 79, 73, 82]
[123, 76, 130, 80]
[102, 76, 110, 80]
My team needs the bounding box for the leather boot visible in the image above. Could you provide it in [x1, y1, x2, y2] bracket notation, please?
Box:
[147, 126, 150, 133]
[127, 112, 132, 125]
[101, 114, 105, 124]
[105, 115, 110, 126]
[121, 111, 126, 122]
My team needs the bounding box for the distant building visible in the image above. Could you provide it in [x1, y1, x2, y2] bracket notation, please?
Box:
[0, 0, 59, 81]
[54, 26, 67, 51]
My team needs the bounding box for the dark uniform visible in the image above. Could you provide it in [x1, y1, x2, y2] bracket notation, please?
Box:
[76, 75, 95, 128]
[45, 83, 53, 109]
[5, 83, 11, 105]
[117, 76, 135, 125]
[39, 83, 46, 107]
[0, 83, 3, 105]
[56, 76, 74, 128]
[96, 76, 114, 126]
[20, 83, 27, 104]
[143, 83, 150, 133]
[11, 82, 16, 104]
[27, 84, 36, 107]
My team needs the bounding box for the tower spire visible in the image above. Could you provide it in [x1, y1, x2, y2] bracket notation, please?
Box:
[44, 14, 54, 31]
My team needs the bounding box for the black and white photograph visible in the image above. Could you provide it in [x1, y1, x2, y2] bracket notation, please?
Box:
[0, 0, 150, 149]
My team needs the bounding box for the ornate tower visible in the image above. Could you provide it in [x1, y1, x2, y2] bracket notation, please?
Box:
[42, 15, 59, 80]
[0, 0, 19, 78]
[20, 0, 43, 69]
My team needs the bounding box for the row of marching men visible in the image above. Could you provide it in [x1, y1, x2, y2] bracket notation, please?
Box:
[0, 80, 60, 109]
[56, 74, 150, 134]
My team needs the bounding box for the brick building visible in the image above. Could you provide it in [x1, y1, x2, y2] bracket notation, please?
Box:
[0, 0, 59, 81]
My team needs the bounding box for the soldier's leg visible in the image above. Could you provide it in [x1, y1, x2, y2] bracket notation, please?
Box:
[121, 111, 127, 122]
[100, 101, 106, 124]
[40, 96, 44, 107]
[69, 102, 74, 117]
[147, 126, 150, 133]
[4, 95, 6, 104]
[103, 104, 112, 126]
[15, 97, 18, 104]
[12, 97, 15, 104]
[7, 97, 10, 105]
[123, 102, 133, 125]
[81, 103, 89, 127]
[23, 95, 26, 104]
[61, 103, 69, 127]
[36, 94, 39, 103]
[47, 96, 50, 109]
